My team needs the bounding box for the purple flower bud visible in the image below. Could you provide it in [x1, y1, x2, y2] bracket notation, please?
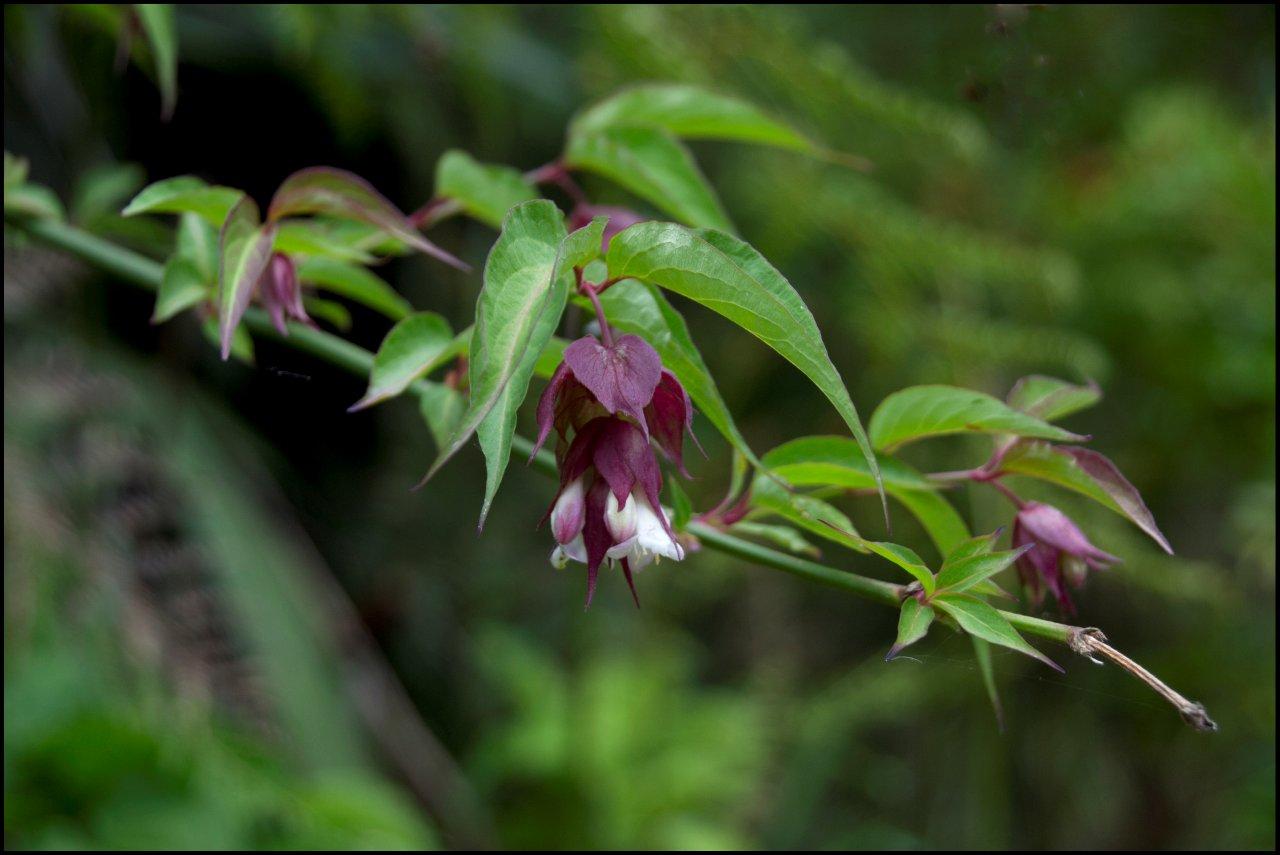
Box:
[258, 252, 310, 335]
[550, 476, 586, 545]
[1012, 502, 1119, 615]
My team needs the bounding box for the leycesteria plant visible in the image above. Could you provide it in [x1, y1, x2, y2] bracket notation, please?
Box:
[3, 82, 1215, 732]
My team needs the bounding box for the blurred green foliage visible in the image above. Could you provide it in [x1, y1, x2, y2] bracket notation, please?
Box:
[4, 4, 1274, 849]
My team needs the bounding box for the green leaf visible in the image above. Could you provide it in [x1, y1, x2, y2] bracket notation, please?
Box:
[416, 201, 569, 509]
[418, 382, 465, 452]
[216, 196, 276, 361]
[886, 598, 935, 661]
[266, 167, 466, 270]
[934, 545, 1031, 595]
[273, 221, 377, 264]
[3, 183, 64, 221]
[474, 213, 598, 526]
[571, 83, 817, 152]
[607, 222, 887, 519]
[534, 335, 569, 379]
[122, 176, 243, 226]
[152, 255, 208, 323]
[200, 315, 253, 366]
[932, 595, 1061, 672]
[174, 212, 217, 281]
[750, 476, 865, 554]
[349, 312, 455, 412]
[942, 530, 1002, 564]
[295, 257, 412, 320]
[758, 435, 969, 554]
[668, 478, 693, 532]
[730, 521, 820, 557]
[565, 126, 731, 230]
[998, 441, 1173, 554]
[1006, 374, 1102, 422]
[869, 385, 1087, 453]
[434, 150, 538, 229]
[134, 4, 178, 120]
[971, 637, 1004, 731]
[600, 279, 762, 468]
[70, 162, 146, 225]
[863, 541, 934, 593]
[302, 296, 352, 331]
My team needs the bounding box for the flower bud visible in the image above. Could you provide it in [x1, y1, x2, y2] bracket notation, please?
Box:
[550, 477, 586, 545]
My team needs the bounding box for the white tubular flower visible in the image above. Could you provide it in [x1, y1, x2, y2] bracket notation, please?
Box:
[550, 535, 586, 569]
[604, 490, 638, 543]
[606, 491, 684, 570]
[550, 477, 586, 545]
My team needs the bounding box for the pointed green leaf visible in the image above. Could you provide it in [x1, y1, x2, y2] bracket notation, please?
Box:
[175, 212, 217, 281]
[134, 4, 178, 120]
[4, 182, 64, 221]
[418, 381, 465, 452]
[201, 315, 253, 366]
[600, 279, 762, 468]
[942, 530, 1002, 564]
[864, 541, 934, 593]
[273, 221, 376, 264]
[295, 257, 411, 320]
[750, 476, 865, 554]
[571, 83, 817, 152]
[152, 255, 207, 323]
[971, 637, 1005, 731]
[416, 201, 569, 500]
[122, 176, 243, 226]
[566, 126, 731, 230]
[934, 545, 1032, 595]
[349, 312, 455, 412]
[758, 435, 968, 553]
[266, 167, 466, 270]
[869, 385, 1087, 453]
[607, 222, 887, 519]
[434, 150, 538, 229]
[302, 296, 352, 331]
[730, 521, 820, 557]
[216, 196, 276, 361]
[886, 599, 935, 661]
[999, 441, 1173, 554]
[668, 478, 693, 532]
[932, 595, 1061, 672]
[1007, 375, 1101, 422]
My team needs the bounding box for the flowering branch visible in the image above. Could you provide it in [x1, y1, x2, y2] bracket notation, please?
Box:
[8, 215, 1216, 732]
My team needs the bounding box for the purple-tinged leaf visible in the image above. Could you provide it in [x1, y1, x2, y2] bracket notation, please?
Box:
[1059, 446, 1173, 555]
[999, 442, 1173, 554]
[1007, 374, 1101, 423]
[267, 167, 467, 271]
[562, 333, 663, 432]
[886, 598, 934, 661]
[216, 196, 276, 361]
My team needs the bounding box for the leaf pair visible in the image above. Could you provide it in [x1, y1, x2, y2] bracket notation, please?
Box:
[885, 531, 1059, 673]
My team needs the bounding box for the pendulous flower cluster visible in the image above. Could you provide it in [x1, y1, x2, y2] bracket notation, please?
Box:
[1012, 501, 1119, 615]
[530, 331, 697, 606]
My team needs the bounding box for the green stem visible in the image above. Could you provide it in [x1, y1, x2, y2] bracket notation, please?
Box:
[0, 216, 1097, 646]
[11, 216, 1216, 731]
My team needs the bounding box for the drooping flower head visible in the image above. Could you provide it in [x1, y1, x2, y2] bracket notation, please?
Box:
[1012, 501, 1119, 615]
[530, 331, 696, 606]
[258, 252, 310, 334]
